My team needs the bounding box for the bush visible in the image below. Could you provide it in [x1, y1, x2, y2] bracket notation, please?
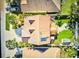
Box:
[5, 38, 17, 49]
[9, 14, 24, 29]
[18, 42, 33, 48]
[5, 39, 33, 49]
[60, 46, 76, 58]
[55, 19, 70, 27]
[56, 21, 63, 27]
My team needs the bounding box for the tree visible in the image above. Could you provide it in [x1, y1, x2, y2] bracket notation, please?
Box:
[71, 1, 79, 22]
[56, 21, 63, 27]
[9, 13, 24, 29]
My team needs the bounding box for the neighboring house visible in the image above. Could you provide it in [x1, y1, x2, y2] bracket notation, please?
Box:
[23, 47, 60, 58]
[20, 0, 60, 13]
[22, 15, 50, 45]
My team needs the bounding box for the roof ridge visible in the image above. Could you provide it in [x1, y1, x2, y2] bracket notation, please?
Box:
[52, 0, 60, 10]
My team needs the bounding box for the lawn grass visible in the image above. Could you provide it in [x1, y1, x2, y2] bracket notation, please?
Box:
[57, 30, 74, 42]
[6, 13, 10, 31]
[61, 0, 76, 15]
[52, 30, 74, 46]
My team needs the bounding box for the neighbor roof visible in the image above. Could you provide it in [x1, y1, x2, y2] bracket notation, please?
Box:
[20, 0, 60, 13]
[21, 0, 28, 4]
[23, 47, 60, 58]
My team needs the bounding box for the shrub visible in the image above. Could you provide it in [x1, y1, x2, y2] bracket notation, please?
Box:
[5, 39, 33, 49]
[5, 38, 17, 49]
[60, 46, 76, 58]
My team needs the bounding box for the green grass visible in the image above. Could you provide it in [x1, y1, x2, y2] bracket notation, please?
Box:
[55, 19, 70, 25]
[61, 0, 76, 15]
[52, 30, 74, 45]
[6, 13, 10, 31]
[57, 30, 74, 42]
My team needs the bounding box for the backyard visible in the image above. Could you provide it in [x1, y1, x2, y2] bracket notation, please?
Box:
[51, 30, 74, 46]
[51, 18, 74, 46]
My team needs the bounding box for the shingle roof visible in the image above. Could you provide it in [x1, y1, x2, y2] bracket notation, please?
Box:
[22, 15, 50, 45]
[20, 0, 60, 13]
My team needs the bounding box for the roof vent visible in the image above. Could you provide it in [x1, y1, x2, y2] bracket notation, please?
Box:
[29, 29, 35, 34]
[29, 20, 35, 25]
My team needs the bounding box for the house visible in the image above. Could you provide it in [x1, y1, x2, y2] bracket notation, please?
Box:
[21, 0, 60, 45]
[20, 0, 60, 13]
[22, 15, 50, 45]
